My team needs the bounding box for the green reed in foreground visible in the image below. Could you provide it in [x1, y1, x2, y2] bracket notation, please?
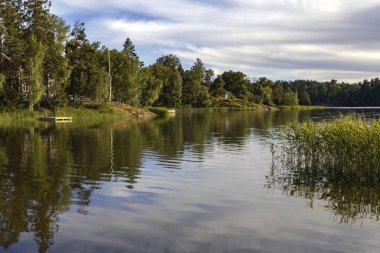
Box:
[270, 115, 380, 223]
[271, 115, 380, 172]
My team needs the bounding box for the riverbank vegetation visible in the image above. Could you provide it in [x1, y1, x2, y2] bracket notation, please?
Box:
[278, 105, 326, 110]
[0, 102, 156, 128]
[271, 115, 380, 171]
[1, 1, 379, 113]
[269, 115, 380, 223]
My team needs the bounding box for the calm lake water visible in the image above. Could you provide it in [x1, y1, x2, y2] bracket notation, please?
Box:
[0, 109, 379, 253]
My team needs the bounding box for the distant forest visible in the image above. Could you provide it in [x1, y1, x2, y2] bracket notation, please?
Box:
[1, 0, 379, 110]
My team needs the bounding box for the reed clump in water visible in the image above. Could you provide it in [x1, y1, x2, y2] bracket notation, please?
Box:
[270, 115, 380, 223]
[271, 115, 380, 172]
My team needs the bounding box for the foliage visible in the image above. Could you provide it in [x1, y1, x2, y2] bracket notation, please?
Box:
[0, 73, 5, 90]
[210, 75, 226, 97]
[152, 62, 182, 108]
[221, 70, 251, 100]
[122, 37, 138, 60]
[282, 91, 298, 106]
[0, 0, 379, 111]
[26, 36, 46, 110]
[140, 67, 163, 106]
[182, 58, 212, 107]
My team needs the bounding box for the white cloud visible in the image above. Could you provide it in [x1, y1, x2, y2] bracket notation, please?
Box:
[51, 0, 380, 81]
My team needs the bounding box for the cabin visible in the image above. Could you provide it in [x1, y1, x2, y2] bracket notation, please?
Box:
[224, 92, 232, 100]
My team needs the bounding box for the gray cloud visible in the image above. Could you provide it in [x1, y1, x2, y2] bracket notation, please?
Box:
[51, 0, 380, 81]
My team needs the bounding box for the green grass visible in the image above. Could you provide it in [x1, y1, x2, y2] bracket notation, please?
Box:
[0, 110, 41, 128]
[278, 105, 326, 110]
[0, 106, 127, 129]
[55, 107, 124, 121]
[271, 115, 380, 172]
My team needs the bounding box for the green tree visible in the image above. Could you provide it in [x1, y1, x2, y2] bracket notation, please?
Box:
[221, 70, 251, 100]
[24, 0, 51, 43]
[210, 75, 226, 97]
[156, 54, 184, 75]
[140, 66, 163, 106]
[122, 38, 138, 60]
[253, 77, 273, 105]
[109, 48, 141, 105]
[0, 0, 25, 103]
[204, 69, 214, 89]
[153, 56, 183, 107]
[182, 58, 211, 107]
[282, 91, 298, 106]
[65, 21, 88, 100]
[66, 23, 110, 102]
[26, 36, 46, 110]
[271, 81, 285, 105]
[43, 15, 71, 105]
[298, 90, 311, 106]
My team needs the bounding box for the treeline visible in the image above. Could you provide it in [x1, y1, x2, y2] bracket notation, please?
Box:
[1, 0, 379, 110]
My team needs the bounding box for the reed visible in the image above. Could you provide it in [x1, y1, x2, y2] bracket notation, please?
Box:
[271, 114, 380, 172]
[278, 105, 326, 110]
[270, 115, 380, 222]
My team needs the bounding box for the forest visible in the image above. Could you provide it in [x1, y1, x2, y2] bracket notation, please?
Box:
[1, 0, 379, 111]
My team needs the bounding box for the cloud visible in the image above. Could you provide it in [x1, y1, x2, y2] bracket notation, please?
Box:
[51, 0, 380, 81]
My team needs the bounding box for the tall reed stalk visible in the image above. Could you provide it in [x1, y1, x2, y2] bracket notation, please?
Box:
[269, 115, 380, 223]
[271, 115, 380, 172]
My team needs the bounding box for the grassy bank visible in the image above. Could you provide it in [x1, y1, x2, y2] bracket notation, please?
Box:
[0, 103, 155, 128]
[278, 105, 326, 110]
[0, 110, 41, 128]
[56, 106, 124, 121]
[271, 115, 380, 172]
[212, 98, 273, 110]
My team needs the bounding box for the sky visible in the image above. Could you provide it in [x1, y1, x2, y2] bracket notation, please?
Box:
[51, 0, 380, 82]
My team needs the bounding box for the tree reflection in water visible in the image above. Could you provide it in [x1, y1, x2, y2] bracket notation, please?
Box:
[1, 109, 278, 252]
[1, 109, 375, 252]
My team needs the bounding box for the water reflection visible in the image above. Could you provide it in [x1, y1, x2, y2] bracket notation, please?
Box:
[0, 109, 379, 252]
[266, 162, 380, 224]
[1, 109, 279, 252]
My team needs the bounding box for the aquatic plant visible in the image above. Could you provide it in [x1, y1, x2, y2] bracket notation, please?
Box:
[271, 115, 380, 172]
[278, 105, 326, 110]
[269, 115, 380, 223]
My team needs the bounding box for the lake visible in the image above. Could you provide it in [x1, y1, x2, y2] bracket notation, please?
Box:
[0, 108, 379, 253]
